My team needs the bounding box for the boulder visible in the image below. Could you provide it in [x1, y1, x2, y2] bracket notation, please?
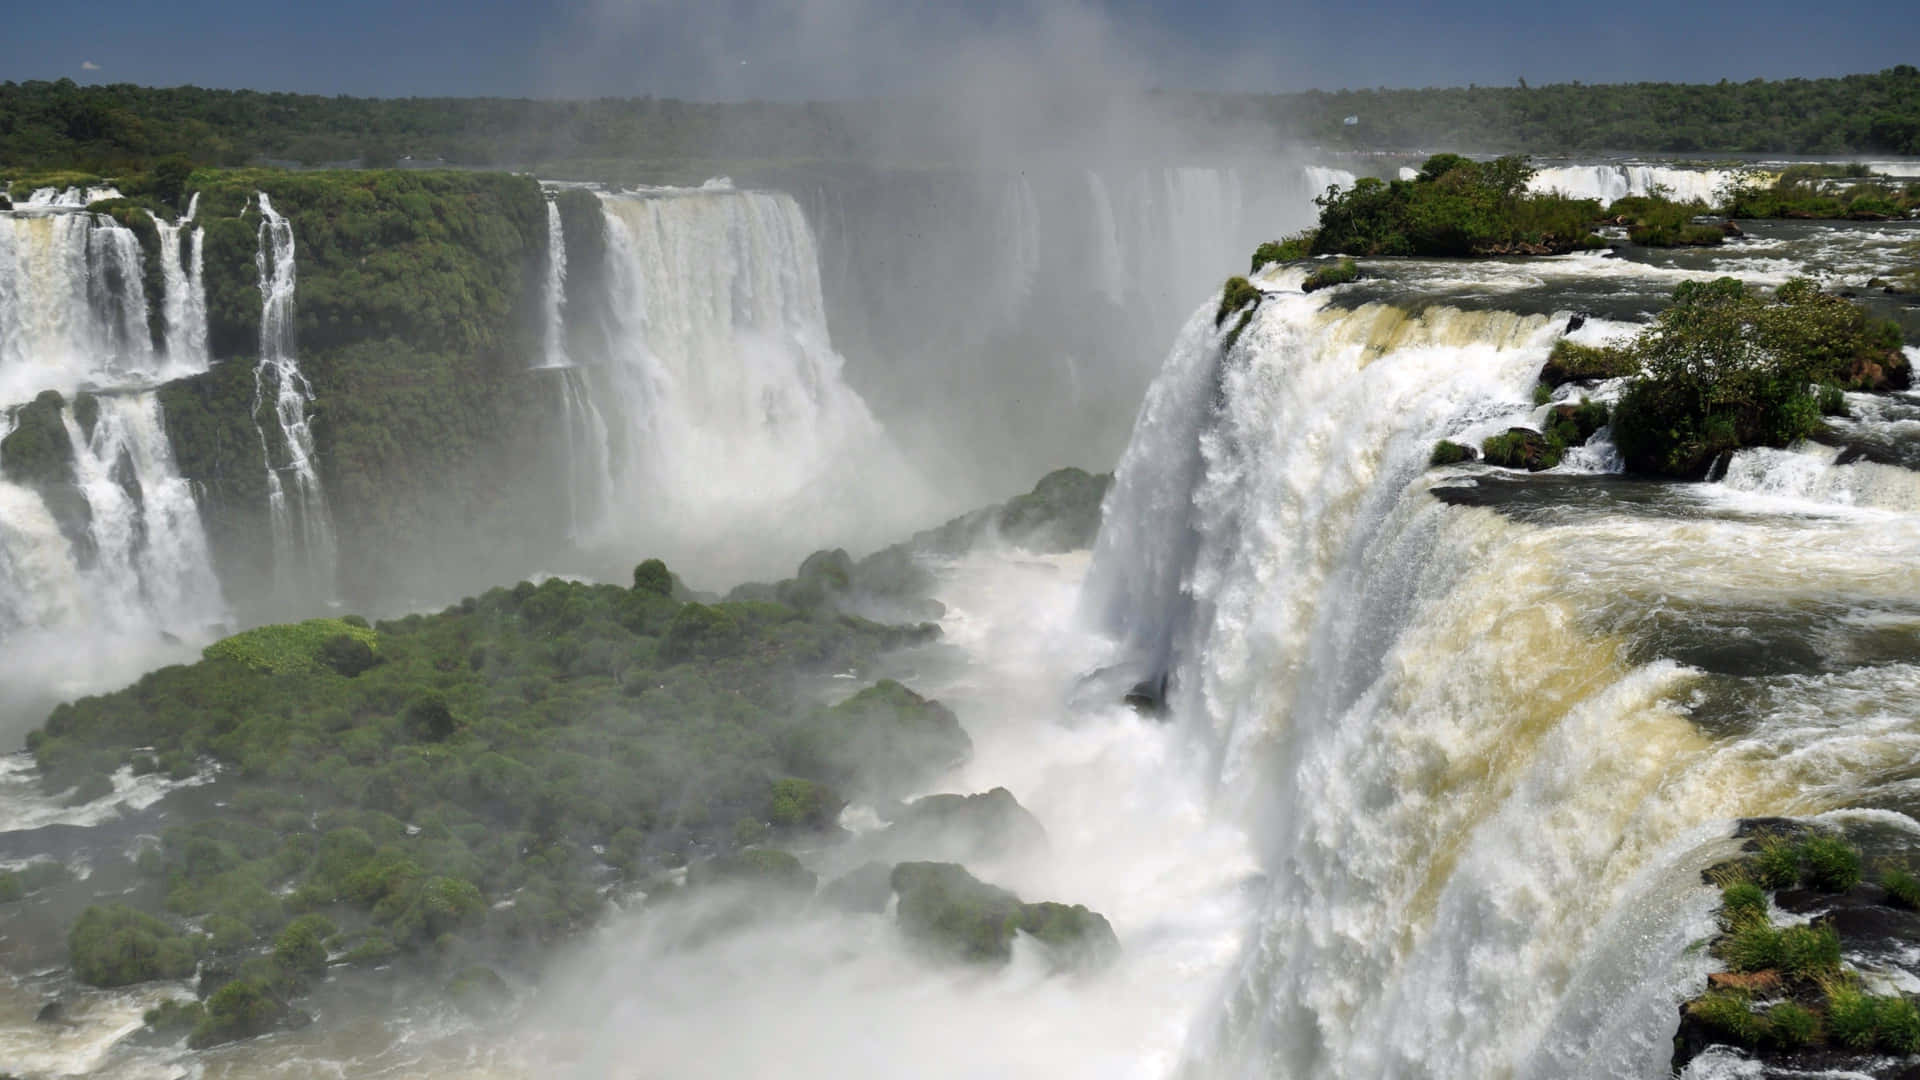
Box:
[880, 788, 1047, 864]
[889, 862, 1117, 971]
[821, 861, 895, 914]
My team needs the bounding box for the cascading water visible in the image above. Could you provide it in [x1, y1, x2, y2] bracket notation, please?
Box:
[1528, 164, 1751, 204]
[250, 191, 337, 607]
[573, 185, 926, 580]
[0, 202, 156, 403]
[0, 393, 226, 716]
[153, 191, 210, 373]
[0, 191, 227, 720]
[536, 194, 616, 542]
[1083, 269, 1920, 1078]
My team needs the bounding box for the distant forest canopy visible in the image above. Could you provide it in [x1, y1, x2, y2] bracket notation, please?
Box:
[1, 66, 1917, 174]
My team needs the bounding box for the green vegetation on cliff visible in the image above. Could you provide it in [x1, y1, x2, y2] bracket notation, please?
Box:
[155, 168, 562, 614]
[1308, 154, 1602, 257]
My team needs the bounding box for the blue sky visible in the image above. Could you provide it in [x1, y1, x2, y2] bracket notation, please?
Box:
[5, 0, 1915, 99]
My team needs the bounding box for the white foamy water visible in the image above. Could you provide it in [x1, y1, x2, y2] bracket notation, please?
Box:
[250, 191, 337, 608]
[1078, 279, 1920, 1078]
[1528, 164, 1754, 205]
[569, 185, 929, 582]
[0, 392, 227, 718]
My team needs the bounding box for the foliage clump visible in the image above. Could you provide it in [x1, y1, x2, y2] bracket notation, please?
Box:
[1251, 231, 1316, 272]
[1727, 172, 1920, 220]
[1429, 440, 1475, 466]
[1607, 195, 1726, 247]
[1611, 278, 1910, 476]
[204, 618, 379, 675]
[1309, 154, 1601, 257]
[68, 904, 199, 987]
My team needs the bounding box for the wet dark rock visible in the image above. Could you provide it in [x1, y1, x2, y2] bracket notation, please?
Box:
[1123, 673, 1168, 716]
[821, 861, 894, 914]
[889, 861, 1118, 970]
[1565, 312, 1587, 333]
[34, 1000, 68, 1024]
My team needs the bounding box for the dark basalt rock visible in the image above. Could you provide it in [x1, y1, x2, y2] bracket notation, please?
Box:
[889, 861, 1117, 970]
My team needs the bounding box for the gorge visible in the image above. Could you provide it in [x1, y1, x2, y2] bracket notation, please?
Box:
[0, 140, 1917, 1079]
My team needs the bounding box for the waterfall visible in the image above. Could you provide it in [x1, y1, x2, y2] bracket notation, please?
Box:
[0, 392, 226, 704]
[580, 186, 924, 580]
[153, 192, 209, 375]
[542, 197, 571, 369]
[1084, 276, 1920, 1078]
[0, 206, 157, 404]
[1528, 164, 1750, 205]
[1086, 171, 1127, 306]
[250, 192, 337, 607]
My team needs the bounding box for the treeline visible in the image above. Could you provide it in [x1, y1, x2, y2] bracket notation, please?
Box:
[3, 67, 1918, 174]
[1271, 66, 1920, 155]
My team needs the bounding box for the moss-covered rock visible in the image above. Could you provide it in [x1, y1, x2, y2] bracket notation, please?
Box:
[822, 861, 895, 914]
[767, 777, 844, 831]
[1302, 257, 1360, 292]
[1429, 439, 1476, 466]
[67, 905, 199, 987]
[1481, 428, 1559, 472]
[1540, 338, 1639, 387]
[890, 862, 1117, 970]
[882, 788, 1047, 864]
[686, 848, 818, 896]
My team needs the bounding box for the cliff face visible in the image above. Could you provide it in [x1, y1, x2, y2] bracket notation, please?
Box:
[157, 171, 568, 619]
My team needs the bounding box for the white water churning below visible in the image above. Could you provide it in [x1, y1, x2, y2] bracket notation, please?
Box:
[1081, 273, 1920, 1078]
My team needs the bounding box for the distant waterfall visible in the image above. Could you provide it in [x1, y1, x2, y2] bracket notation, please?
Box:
[0, 392, 226, 702]
[542, 198, 571, 369]
[0, 207, 156, 403]
[153, 192, 210, 373]
[250, 192, 337, 607]
[1528, 164, 1751, 204]
[575, 185, 924, 580]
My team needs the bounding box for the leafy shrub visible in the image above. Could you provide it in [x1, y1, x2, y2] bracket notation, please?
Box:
[632, 558, 673, 597]
[1310, 155, 1601, 257]
[68, 905, 199, 987]
[1753, 838, 1801, 889]
[1687, 990, 1765, 1044]
[1216, 276, 1260, 327]
[1719, 880, 1768, 927]
[1766, 1001, 1820, 1048]
[1251, 232, 1316, 271]
[768, 778, 843, 830]
[1541, 339, 1639, 387]
[1882, 867, 1920, 909]
[190, 976, 286, 1049]
[1826, 982, 1882, 1049]
[1799, 835, 1862, 892]
[144, 998, 206, 1033]
[204, 619, 379, 675]
[1611, 279, 1909, 476]
[1429, 440, 1474, 466]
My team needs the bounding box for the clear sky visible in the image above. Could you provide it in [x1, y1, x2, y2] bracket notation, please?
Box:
[4, 0, 1915, 100]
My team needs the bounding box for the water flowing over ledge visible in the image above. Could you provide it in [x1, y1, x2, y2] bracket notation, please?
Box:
[1081, 270, 1920, 1078]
